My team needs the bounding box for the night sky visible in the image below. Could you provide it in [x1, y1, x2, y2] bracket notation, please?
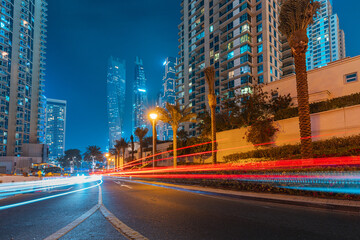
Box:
[46, 0, 360, 153]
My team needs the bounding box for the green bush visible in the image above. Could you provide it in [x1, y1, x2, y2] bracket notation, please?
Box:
[223, 134, 360, 162]
[274, 93, 360, 121]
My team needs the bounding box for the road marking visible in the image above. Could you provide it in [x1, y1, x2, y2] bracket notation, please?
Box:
[99, 204, 148, 240]
[114, 180, 133, 189]
[0, 180, 102, 211]
[99, 185, 148, 239]
[98, 185, 103, 204]
[43, 204, 100, 240]
[121, 184, 133, 189]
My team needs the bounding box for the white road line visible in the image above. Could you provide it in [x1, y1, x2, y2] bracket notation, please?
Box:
[98, 185, 103, 204]
[121, 184, 133, 189]
[99, 204, 148, 240]
[43, 204, 100, 240]
[113, 180, 133, 189]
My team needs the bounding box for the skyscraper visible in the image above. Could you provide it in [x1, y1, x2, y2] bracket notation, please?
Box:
[306, 0, 346, 70]
[107, 57, 126, 148]
[45, 99, 66, 161]
[0, 0, 48, 156]
[132, 57, 148, 132]
[177, 0, 283, 136]
[158, 57, 177, 141]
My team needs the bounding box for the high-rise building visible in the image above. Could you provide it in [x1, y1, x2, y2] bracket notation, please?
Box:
[177, 0, 283, 136]
[106, 57, 126, 148]
[306, 0, 346, 70]
[45, 98, 66, 161]
[132, 57, 148, 132]
[158, 57, 177, 141]
[0, 0, 48, 156]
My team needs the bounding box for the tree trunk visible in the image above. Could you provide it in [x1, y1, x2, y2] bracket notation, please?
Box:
[294, 52, 313, 159]
[140, 140, 143, 165]
[173, 129, 177, 168]
[210, 105, 217, 164]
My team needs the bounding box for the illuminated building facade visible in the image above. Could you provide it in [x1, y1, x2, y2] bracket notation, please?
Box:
[0, 0, 48, 156]
[45, 98, 66, 161]
[107, 57, 126, 148]
[158, 57, 177, 141]
[177, 0, 284, 136]
[306, 0, 346, 70]
[132, 57, 148, 132]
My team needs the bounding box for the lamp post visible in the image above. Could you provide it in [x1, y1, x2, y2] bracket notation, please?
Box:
[149, 112, 158, 168]
[105, 153, 110, 171]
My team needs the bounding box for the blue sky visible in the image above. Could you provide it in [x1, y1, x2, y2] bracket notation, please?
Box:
[45, 0, 360, 153]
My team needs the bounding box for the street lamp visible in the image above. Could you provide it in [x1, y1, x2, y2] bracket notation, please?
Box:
[105, 153, 110, 170]
[149, 112, 158, 168]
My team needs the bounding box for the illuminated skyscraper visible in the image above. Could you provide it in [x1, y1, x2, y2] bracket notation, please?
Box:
[306, 0, 346, 70]
[132, 57, 148, 132]
[158, 57, 177, 141]
[0, 0, 48, 156]
[177, 0, 284, 136]
[45, 99, 66, 161]
[107, 57, 126, 148]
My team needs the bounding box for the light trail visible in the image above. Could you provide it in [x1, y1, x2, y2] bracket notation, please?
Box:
[0, 176, 102, 203]
[104, 156, 360, 177]
[104, 129, 360, 172]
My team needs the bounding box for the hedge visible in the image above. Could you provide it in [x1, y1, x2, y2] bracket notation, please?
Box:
[223, 134, 360, 162]
[274, 93, 360, 121]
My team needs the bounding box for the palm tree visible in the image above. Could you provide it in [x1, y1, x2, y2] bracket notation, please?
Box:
[130, 135, 135, 161]
[156, 102, 196, 167]
[204, 66, 217, 164]
[119, 138, 128, 166]
[134, 127, 149, 162]
[114, 140, 122, 169]
[83, 145, 102, 171]
[279, 0, 320, 159]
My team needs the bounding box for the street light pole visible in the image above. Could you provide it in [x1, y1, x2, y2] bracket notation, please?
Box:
[150, 113, 158, 169]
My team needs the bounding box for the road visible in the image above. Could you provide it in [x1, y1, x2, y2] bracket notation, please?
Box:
[0, 177, 359, 240]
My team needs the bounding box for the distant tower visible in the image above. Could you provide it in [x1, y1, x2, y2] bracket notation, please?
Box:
[158, 57, 177, 141]
[46, 99, 67, 161]
[132, 57, 148, 133]
[306, 0, 346, 70]
[107, 57, 126, 149]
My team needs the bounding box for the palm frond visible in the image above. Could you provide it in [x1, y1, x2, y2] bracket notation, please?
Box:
[279, 0, 321, 38]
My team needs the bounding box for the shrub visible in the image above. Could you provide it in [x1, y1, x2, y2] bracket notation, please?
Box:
[274, 93, 360, 121]
[224, 134, 360, 162]
[245, 119, 278, 146]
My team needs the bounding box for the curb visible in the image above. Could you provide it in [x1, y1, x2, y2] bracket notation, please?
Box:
[118, 178, 360, 212]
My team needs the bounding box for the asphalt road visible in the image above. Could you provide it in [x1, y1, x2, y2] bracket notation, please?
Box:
[0, 177, 360, 240]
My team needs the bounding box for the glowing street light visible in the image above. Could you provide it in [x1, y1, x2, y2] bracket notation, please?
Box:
[149, 112, 158, 168]
[104, 153, 110, 170]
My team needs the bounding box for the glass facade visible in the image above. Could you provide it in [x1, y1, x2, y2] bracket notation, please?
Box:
[0, 0, 47, 156]
[132, 57, 148, 133]
[158, 57, 177, 141]
[306, 0, 346, 70]
[45, 98, 66, 161]
[107, 57, 126, 148]
[177, 0, 283, 136]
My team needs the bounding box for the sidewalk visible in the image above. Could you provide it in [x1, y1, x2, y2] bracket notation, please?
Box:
[130, 179, 360, 212]
[0, 175, 40, 183]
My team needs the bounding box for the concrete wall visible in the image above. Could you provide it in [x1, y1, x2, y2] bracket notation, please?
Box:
[0, 157, 43, 174]
[263, 56, 360, 105]
[216, 105, 360, 162]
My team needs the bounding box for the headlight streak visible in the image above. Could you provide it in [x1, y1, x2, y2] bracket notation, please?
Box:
[0, 176, 102, 203]
[113, 172, 360, 195]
